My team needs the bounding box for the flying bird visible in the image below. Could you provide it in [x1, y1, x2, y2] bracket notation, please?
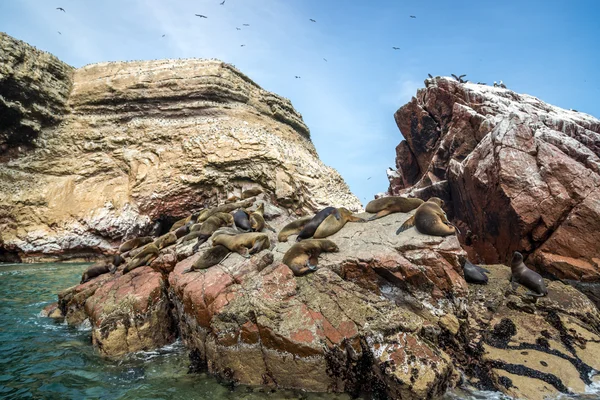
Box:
[162, 34, 166, 37]
[323, 58, 327, 62]
[295, 76, 301, 79]
[195, 14, 208, 18]
[310, 19, 316, 22]
[367, 177, 372, 180]
[410, 15, 416, 18]
[240, 44, 245, 47]
[243, 23, 250, 26]
[392, 47, 400, 50]
[56, 7, 65, 12]
[57, 31, 62, 35]
[236, 27, 241, 30]
[451, 74, 468, 83]
[220, 0, 226, 4]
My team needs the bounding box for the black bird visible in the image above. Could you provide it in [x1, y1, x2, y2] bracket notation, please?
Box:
[195, 14, 208, 18]
[428, 73, 433, 78]
[310, 19, 316, 22]
[220, 0, 226, 4]
[410, 15, 416, 18]
[57, 31, 62, 35]
[243, 23, 250, 26]
[236, 27, 241, 30]
[295, 76, 301, 79]
[323, 58, 327, 62]
[476, 82, 486, 85]
[56, 7, 65, 12]
[451, 74, 468, 83]
[162, 34, 166, 37]
[367, 177, 371, 180]
[392, 47, 400, 50]
[240, 44, 245, 47]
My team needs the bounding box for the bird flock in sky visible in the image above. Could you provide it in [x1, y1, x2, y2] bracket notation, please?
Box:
[53, 4, 420, 80]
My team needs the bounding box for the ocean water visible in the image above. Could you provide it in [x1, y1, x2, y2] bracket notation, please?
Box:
[1, 262, 598, 400]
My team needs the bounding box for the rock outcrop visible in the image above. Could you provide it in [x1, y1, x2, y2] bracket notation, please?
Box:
[0, 33, 360, 262]
[388, 77, 600, 281]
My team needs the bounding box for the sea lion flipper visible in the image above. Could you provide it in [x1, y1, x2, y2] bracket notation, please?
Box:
[396, 216, 415, 234]
[348, 215, 367, 223]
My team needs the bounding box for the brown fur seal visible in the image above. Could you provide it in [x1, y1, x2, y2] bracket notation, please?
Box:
[80, 260, 115, 284]
[365, 196, 424, 221]
[396, 197, 457, 236]
[242, 188, 263, 199]
[510, 251, 548, 297]
[313, 208, 366, 238]
[249, 203, 275, 232]
[173, 224, 190, 239]
[283, 239, 339, 276]
[123, 244, 159, 274]
[188, 213, 236, 251]
[212, 232, 270, 258]
[154, 232, 177, 250]
[119, 236, 153, 253]
[184, 245, 232, 272]
[459, 256, 489, 285]
[197, 199, 254, 223]
[297, 207, 341, 241]
[278, 216, 313, 242]
[233, 209, 252, 232]
[170, 211, 202, 232]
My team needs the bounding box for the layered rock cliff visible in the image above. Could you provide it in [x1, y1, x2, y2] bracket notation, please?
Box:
[0, 33, 360, 262]
[388, 77, 600, 281]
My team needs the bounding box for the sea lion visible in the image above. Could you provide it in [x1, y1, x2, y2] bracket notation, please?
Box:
[278, 216, 313, 242]
[119, 236, 153, 253]
[396, 197, 457, 236]
[170, 211, 202, 232]
[233, 209, 252, 232]
[510, 251, 548, 297]
[80, 260, 115, 284]
[212, 232, 271, 258]
[154, 232, 177, 250]
[113, 254, 125, 268]
[313, 208, 366, 239]
[184, 245, 233, 272]
[249, 203, 275, 232]
[242, 188, 263, 199]
[365, 196, 424, 221]
[188, 213, 236, 251]
[173, 224, 190, 239]
[296, 207, 341, 241]
[283, 239, 339, 276]
[460, 256, 489, 285]
[123, 244, 159, 274]
[197, 199, 254, 222]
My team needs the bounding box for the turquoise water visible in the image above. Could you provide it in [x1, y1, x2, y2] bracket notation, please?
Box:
[1, 262, 597, 400]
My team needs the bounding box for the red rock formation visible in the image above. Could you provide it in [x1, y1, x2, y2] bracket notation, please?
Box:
[389, 77, 600, 280]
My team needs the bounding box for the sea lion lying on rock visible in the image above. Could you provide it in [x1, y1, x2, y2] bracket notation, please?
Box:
[212, 232, 270, 258]
[154, 232, 177, 250]
[123, 244, 159, 274]
[81, 259, 116, 284]
[296, 207, 341, 241]
[397, 197, 458, 236]
[510, 251, 548, 297]
[283, 239, 339, 276]
[365, 196, 424, 221]
[249, 203, 275, 232]
[119, 236, 153, 253]
[197, 199, 254, 223]
[233, 209, 252, 232]
[313, 207, 366, 238]
[278, 216, 313, 242]
[184, 245, 232, 273]
[189, 213, 236, 252]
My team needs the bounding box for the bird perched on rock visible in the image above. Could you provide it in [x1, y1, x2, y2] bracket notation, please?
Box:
[428, 73, 433, 78]
[56, 7, 65, 12]
[451, 74, 468, 83]
[499, 80, 507, 88]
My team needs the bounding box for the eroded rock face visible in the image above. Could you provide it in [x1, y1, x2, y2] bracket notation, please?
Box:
[0, 33, 360, 262]
[388, 77, 600, 280]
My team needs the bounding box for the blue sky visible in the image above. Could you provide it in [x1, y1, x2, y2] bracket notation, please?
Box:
[1, 0, 599, 205]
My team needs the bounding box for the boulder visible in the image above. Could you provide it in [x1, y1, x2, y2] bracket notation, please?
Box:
[388, 77, 600, 281]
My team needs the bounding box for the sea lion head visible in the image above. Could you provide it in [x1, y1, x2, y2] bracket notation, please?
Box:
[511, 251, 523, 266]
[322, 240, 339, 253]
[427, 197, 444, 207]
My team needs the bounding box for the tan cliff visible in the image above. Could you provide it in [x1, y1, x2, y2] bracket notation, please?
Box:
[0, 32, 361, 262]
